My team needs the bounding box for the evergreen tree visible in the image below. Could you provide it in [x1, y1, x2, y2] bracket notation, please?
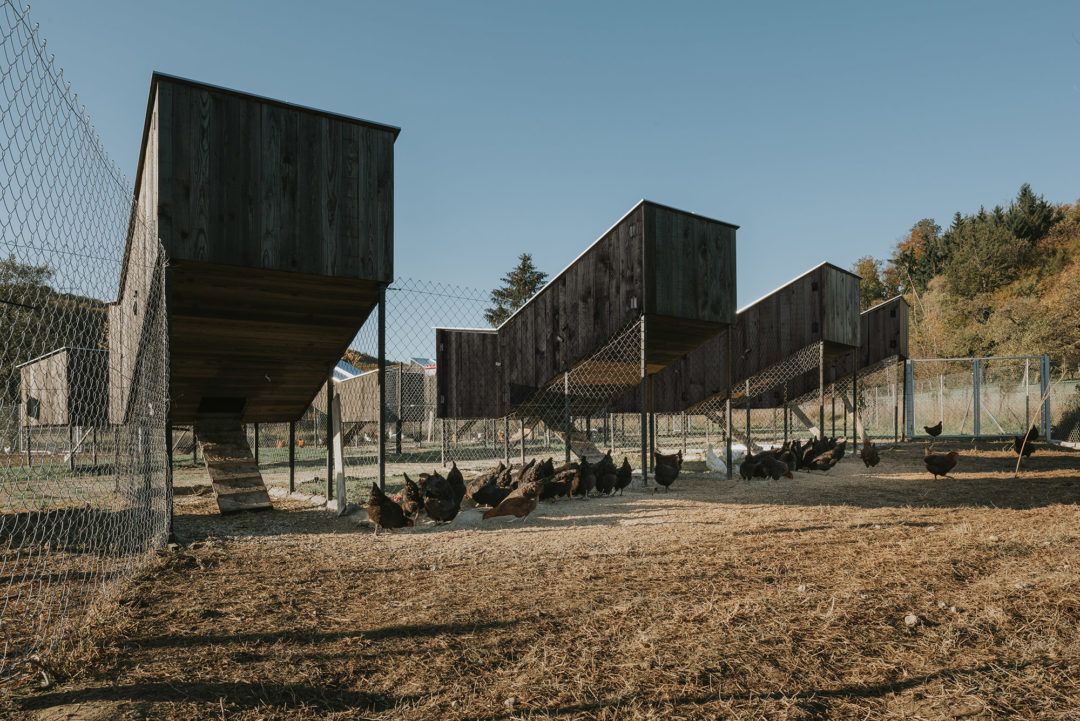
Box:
[484, 253, 548, 327]
[1006, 183, 1061, 243]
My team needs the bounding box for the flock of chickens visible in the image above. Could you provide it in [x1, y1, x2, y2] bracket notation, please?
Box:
[365, 422, 1047, 533]
[366, 451, 685, 534]
[918, 420, 1043, 479]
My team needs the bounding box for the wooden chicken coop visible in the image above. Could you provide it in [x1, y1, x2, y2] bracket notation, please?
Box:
[18, 347, 108, 428]
[436, 200, 738, 421]
[780, 294, 911, 402]
[108, 72, 398, 512]
[617, 262, 862, 415]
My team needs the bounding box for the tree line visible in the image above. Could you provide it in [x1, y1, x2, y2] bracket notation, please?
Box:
[853, 184, 1080, 372]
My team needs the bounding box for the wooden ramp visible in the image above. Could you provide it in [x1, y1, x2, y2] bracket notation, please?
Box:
[195, 414, 272, 514]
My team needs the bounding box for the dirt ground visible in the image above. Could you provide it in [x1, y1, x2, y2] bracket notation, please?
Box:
[7, 441, 1080, 720]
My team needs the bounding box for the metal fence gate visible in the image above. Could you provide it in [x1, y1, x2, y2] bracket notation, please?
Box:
[905, 356, 1052, 440]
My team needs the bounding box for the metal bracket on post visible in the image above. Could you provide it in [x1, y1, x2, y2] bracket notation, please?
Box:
[972, 358, 982, 439]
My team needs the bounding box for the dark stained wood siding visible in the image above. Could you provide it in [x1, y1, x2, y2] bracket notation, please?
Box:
[498, 205, 645, 408]
[435, 201, 737, 418]
[155, 76, 394, 281]
[645, 203, 737, 325]
[779, 295, 911, 402]
[616, 263, 861, 412]
[437, 329, 502, 419]
[110, 74, 397, 424]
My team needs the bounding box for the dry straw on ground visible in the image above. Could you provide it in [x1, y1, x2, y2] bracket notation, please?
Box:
[7, 442, 1080, 720]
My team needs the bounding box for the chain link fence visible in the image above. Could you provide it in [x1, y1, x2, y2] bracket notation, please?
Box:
[905, 356, 1051, 439]
[0, 0, 170, 683]
[690, 342, 827, 454]
[252, 278, 659, 501]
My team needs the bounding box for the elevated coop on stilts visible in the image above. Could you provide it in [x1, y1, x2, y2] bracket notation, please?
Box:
[782, 295, 910, 446]
[435, 200, 738, 483]
[111, 73, 398, 513]
[617, 262, 863, 466]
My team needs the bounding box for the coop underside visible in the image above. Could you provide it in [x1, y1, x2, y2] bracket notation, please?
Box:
[167, 260, 382, 424]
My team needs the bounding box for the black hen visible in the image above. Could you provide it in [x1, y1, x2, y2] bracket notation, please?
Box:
[614, 457, 633, 495]
[423, 471, 461, 524]
[594, 451, 618, 495]
[653, 450, 683, 491]
[1013, 426, 1039, 458]
[367, 483, 413, 535]
[924, 421, 943, 437]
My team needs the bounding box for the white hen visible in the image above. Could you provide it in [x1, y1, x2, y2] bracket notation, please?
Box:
[705, 445, 727, 475]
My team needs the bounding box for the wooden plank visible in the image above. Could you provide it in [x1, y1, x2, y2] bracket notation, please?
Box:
[196, 413, 272, 513]
[332, 393, 347, 514]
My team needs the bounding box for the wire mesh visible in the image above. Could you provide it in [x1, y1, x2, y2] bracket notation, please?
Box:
[691, 341, 824, 453]
[0, 0, 170, 683]
[268, 278, 656, 500]
[786, 355, 905, 444]
[907, 356, 1049, 439]
[1050, 378, 1080, 443]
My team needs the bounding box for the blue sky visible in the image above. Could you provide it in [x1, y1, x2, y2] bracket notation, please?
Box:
[32, 0, 1080, 305]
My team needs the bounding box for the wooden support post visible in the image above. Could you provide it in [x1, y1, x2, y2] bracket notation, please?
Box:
[585, 415, 591, 443]
[254, 423, 260, 465]
[326, 375, 335, 499]
[503, 415, 511, 466]
[332, 393, 347, 514]
[441, 419, 447, 467]
[68, 424, 75, 472]
[607, 413, 614, 453]
[831, 395, 836, 438]
[92, 426, 98, 467]
[818, 342, 826, 440]
[288, 421, 296, 493]
[395, 362, 403, 455]
[192, 429, 198, 466]
[783, 404, 789, 444]
[744, 379, 751, 451]
[377, 287, 386, 490]
[724, 330, 733, 479]
[681, 412, 687, 454]
[851, 349, 858, 452]
[564, 372, 573, 465]
[640, 320, 648, 485]
[25, 426, 31, 468]
[520, 419, 526, 465]
[164, 419, 173, 539]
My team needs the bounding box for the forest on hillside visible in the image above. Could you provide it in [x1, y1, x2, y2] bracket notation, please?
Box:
[853, 184, 1080, 375]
